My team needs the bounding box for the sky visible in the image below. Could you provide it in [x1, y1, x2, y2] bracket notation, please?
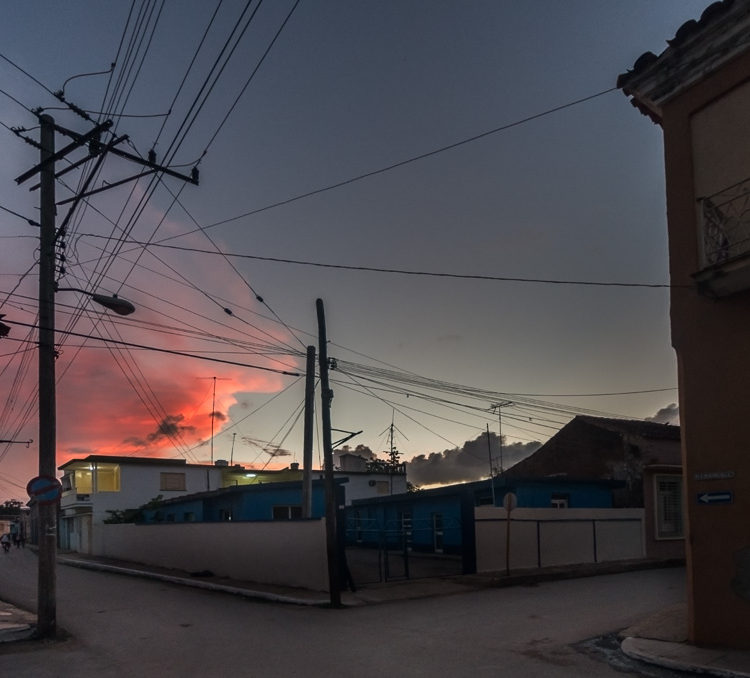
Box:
[0, 1, 709, 501]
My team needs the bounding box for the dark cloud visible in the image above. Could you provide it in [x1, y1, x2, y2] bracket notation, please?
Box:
[646, 403, 679, 425]
[210, 411, 227, 421]
[122, 436, 147, 448]
[68, 446, 94, 455]
[406, 432, 541, 486]
[146, 414, 196, 442]
[335, 444, 376, 462]
[265, 448, 291, 458]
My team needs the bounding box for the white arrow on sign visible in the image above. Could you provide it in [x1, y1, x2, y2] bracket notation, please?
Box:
[698, 492, 732, 504]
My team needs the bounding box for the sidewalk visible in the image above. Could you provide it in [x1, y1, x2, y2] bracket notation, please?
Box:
[1, 554, 749, 676]
[619, 606, 750, 677]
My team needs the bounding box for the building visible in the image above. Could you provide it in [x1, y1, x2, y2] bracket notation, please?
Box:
[346, 474, 624, 577]
[139, 479, 343, 524]
[618, 0, 750, 648]
[504, 416, 684, 560]
[59, 455, 224, 552]
[59, 453, 408, 553]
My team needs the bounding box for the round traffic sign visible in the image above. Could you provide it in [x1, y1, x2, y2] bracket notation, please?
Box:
[26, 475, 63, 505]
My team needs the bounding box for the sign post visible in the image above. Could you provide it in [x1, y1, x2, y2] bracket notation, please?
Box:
[503, 492, 517, 576]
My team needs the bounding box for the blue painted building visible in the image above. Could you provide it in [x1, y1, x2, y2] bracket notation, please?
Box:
[345, 476, 622, 574]
[141, 479, 345, 523]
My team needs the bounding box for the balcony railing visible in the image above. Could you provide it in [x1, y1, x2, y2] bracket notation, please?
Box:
[695, 178, 750, 296]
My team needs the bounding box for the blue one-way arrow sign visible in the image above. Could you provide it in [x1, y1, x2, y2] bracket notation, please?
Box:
[697, 491, 733, 505]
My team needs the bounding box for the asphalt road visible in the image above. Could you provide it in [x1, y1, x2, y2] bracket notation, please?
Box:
[0, 548, 687, 677]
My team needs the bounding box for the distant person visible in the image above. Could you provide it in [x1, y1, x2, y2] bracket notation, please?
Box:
[0, 533, 10, 553]
[10, 520, 18, 547]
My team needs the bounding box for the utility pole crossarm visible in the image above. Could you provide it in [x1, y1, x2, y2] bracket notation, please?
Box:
[56, 169, 157, 205]
[106, 146, 199, 185]
[14, 120, 112, 185]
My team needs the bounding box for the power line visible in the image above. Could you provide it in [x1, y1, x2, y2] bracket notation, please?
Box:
[0, 53, 55, 95]
[160, 87, 620, 241]
[0, 204, 39, 226]
[3, 319, 301, 376]
[94, 237, 679, 289]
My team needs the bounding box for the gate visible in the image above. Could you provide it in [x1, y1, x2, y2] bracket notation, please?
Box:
[344, 514, 464, 586]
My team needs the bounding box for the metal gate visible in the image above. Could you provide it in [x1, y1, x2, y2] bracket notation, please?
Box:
[344, 515, 464, 586]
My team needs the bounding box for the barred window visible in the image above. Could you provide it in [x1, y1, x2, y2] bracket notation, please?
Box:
[655, 475, 683, 539]
[272, 505, 302, 520]
[160, 472, 186, 491]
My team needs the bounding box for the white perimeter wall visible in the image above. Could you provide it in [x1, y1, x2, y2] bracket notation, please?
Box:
[475, 507, 645, 573]
[95, 519, 329, 592]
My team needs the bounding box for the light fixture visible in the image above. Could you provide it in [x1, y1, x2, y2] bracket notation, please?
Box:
[56, 287, 135, 316]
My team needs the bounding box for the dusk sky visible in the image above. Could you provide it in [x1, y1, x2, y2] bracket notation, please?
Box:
[0, 1, 707, 501]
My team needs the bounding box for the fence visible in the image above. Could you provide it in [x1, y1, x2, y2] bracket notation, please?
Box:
[344, 516, 464, 584]
[95, 519, 329, 591]
[475, 507, 645, 573]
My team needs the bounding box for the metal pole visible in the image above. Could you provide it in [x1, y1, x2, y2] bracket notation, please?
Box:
[301, 345, 315, 518]
[210, 377, 216, 466]
[486, 424, 495, 505]
[499, 406, 503, 474]
[37, 114, 57, 638]
[316, 300, 341, 607]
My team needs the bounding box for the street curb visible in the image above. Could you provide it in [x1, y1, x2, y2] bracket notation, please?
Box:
[0, 624, 34, 644]
[59, 558, 330, 607]
[621, 637, 750, 678]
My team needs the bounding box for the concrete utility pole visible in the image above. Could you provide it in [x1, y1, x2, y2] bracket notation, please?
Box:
[301, 345, 315, 519]
[316, 299, 341, 607]
[37, 114, 57, 639]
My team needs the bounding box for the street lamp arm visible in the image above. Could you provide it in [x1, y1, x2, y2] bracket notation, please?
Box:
[55, 287, 136, 316]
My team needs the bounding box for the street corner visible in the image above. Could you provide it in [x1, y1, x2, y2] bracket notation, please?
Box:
[0, 600, 35, 644]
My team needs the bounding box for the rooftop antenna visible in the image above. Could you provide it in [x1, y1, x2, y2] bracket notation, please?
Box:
[197, 376, 230, 466]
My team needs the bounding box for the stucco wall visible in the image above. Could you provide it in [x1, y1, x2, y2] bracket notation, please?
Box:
[95, 519, 329, 591]
[659, 51, 750, 648]
[475, 507, 645, 573]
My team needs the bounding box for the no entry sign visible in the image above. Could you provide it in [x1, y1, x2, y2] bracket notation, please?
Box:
[26, 475, 63, 505]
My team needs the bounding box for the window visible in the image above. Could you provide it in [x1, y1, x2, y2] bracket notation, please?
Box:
[273, 505, 302, 520]
[74, 469, 93, 494]
[160, 472, 186, 491]
[551, 493, 569, 509]
[95, 464, 120, 492]
[433, 513, 444, 553]
[655, 475, 683, 539]
[375, 480, 389, 495]
[183, 512, 195, 522]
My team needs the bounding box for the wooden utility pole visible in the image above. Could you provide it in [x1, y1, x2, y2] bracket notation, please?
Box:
[15, 107, 199, 639]
[301, 345, 315, 518]
[316, 299, 341, 607]
[37, 114, 57, 638]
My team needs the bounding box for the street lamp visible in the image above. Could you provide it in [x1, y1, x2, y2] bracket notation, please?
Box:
[56, 287, 136, 316]
[35, 285, 135, 639]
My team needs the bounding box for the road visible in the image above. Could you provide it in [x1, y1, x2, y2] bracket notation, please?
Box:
[0, 548, 687, 677]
